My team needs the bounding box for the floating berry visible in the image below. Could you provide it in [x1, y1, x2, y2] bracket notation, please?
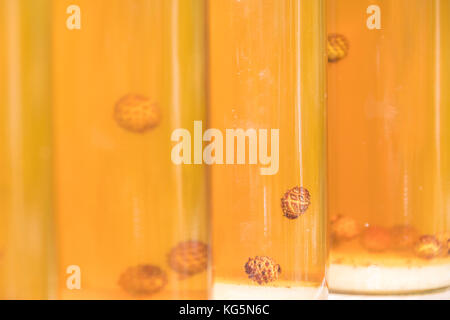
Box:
[391, 225, 418, 251]
[331, 215, 360, 241]
[414, 235, 443, 260]
[245, 256, 281, 285]
[168, 240, 209, 276]
[327, 34, 349, 63]
[437, 233, 450, 256]
[114, 94, 161, 133]
[118, 264, 167, 296]
[281, 186, 311, 219]
[361, 226, 392, 252]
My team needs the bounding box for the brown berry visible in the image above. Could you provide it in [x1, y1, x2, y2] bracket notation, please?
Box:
[437, 233, 450, 256]
[390, 225, 418, 251]
[281, 186, 311, 219]
[328, 34, 349, 63]
[168, 240, 209, 276]
[114, 94, 161, 133]
[245, 256, 281, 285]
[331, 215, 360, 240]
[118, 265, 167, 296]
[361, 226, 392, 252]
[414, 235, 443, 260]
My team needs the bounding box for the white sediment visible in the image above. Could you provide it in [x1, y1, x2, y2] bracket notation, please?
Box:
[212, 283, 328, 300]
[329, 263, 450, 294]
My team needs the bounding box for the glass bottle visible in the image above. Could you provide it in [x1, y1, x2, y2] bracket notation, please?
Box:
[209, 0, 328, 299]
[328, 0, 450, 294]
[0, 0, 54, 299]
[52, 0, 210, 299]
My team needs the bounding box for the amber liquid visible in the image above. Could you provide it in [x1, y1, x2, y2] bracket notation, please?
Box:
[209, 0, 327, 297]
[0, 0, 54, 299]
[328, 0, 450, 293]
[53, 0, 209, 299]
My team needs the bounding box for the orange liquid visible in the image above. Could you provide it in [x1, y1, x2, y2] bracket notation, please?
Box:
[328, 0, 450, 293]
[52, 0, 209, 299]
[209, 0, 327, 296]
[0, 0, 54, 299]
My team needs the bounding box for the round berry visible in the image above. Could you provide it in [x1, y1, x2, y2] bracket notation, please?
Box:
[114, 94, 161, 133]
[414, 235, 443, 260]
[245, 256, 281, 285]
[391, 225, 418, 251]
[331, 215, 360, 241]
[118, 264, 167, 296]
[361, 226, 392, 252]
[281, 186, 311, 219]
[168, 240, 209, 276]
[328, 34, 349, 63]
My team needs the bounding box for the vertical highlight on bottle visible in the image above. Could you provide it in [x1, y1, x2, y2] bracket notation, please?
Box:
[0, 0, 55, 300]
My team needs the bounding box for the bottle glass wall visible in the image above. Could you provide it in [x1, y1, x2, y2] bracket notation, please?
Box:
[52, 0, 210, 299]
[209, 0, 327, 299]
[328, 0, 450, 294]
[0, 0, 54, 299]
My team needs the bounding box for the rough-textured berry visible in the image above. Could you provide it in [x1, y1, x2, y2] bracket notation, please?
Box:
[168, 241, 209, 276]
[118, 265, 167, 296]
[245, 256, 281, 285]
[114, 94, 161, 133]
[414, 235, 443, 260]
[281, 186, 311, 219]
[361, 226, 392, 252]
[331, 215, 360, 240]
[391, 225, 418, 250]
[437, 233, 450, 256]
[328, 34, 349, 63]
